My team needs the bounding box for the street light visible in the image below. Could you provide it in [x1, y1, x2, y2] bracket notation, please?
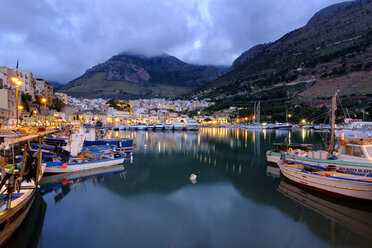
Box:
[18, 105, 23, 124]
[11, 76, 23, 126]
[40, 97, 47, 125]
[33, 109, 38, 123]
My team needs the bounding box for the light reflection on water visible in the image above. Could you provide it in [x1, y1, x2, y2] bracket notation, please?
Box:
[34, 128, 371, 248]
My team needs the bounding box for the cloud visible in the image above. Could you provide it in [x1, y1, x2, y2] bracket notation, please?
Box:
[0, 0, 343, 83]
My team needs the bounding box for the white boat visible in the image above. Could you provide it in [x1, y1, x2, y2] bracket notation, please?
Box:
[336, 122, 372, 139]
[137, 123, 147, 130]
[277, 161, 372, 201]
[245, 124, 265, 129]
[146, 123, 155, 130]
[185, 120, 200, 131]
[164, 123, 174, 130]
[44, 156, 125, 174]
[267, 123, 292, 129]
[129, 124, 137, 130]
[174, 122, 184, 130]
[155, 123, 164, 130]
[119, 125, 128, 130]
[267, 138, 372, 174]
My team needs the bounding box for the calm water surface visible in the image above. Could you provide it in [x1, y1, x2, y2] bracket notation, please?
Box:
[20, 128, 372, 247]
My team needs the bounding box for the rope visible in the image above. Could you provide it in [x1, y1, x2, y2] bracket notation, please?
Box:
[337, 96, 350, 119]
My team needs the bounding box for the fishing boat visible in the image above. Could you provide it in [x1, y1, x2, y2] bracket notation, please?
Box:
[0, 141, 44, 246]
[174, 122, 184, 131]
[277, 161, 372, 201]
[278, 180, 372, 239]
[267, 91, 372, 174]
[44, 153, 125, 174]
[164, 123, 174, 131]
[185, 120, 199, 131]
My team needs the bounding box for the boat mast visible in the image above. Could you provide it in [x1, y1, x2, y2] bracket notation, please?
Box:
[329, 90, 339, 153]
[257, 101, 260, 124]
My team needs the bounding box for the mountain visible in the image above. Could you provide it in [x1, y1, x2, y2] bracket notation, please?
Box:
[58, 53, 223, 99]
[49, 81, 64, 89]
[193, 0, 372, 104]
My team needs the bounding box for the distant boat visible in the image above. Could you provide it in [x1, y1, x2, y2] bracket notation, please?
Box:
[164, 123, 174, 130]
[129, 124, 137, 130]
[118, 125, 128, 130]
[155, 123, 164, 130]
[267, 123, 292, 130]
[146, 123, 155, 130]
[185, 120, 200, 131]
[277, 161, 372, 201]
[136, 123, 147, 130]
[336, 122, 372, 139]
[174, 122, 184, 130]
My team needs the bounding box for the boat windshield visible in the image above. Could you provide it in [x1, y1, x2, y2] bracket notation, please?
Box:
[341, 145, 365, 158]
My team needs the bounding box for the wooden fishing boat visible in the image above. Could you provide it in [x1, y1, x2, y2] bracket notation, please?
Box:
[267, 92, 372, 174]
[267, 138, 372, 174]
[0, 140, 45, 246]
[277, 161, 372, 201]
[44, 155, 125, 174]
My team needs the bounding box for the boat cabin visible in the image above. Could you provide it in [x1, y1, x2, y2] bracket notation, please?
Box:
[337, 143, 372, 162]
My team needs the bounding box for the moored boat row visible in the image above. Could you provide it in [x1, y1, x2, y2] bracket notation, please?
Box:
[112, 120, 200, 131]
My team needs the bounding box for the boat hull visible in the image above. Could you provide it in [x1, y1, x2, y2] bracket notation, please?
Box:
[44, 157, 125, 174]
[0, 187, 36, 246]
[278, 163, 372, 201]
[266, 150, 372, 174]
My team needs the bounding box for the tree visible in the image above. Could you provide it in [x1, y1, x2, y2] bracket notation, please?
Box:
[51, 98, 65, 112]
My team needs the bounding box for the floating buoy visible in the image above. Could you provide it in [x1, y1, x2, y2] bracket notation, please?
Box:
[62, 163, 68, 168]
[189, 173, 197, 180]
[325, 172, 331, 177]
[62, 179, 68, 185]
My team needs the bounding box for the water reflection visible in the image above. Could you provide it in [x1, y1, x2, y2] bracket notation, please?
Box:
[3, 192, 46, 248]
[36, 128, 370, 247]
[278, 180, 372, 240]
[41, 164, 126, 204]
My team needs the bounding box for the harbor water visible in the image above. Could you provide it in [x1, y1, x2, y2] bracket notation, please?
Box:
[20, 128, 372, 247]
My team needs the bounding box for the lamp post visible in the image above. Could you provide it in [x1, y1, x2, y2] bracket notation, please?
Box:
[18, 105, 23, 124]
[11, 76, 23, 126]
[287, 114, 292, 124]
[33, 110, 38, 124]
[40, 97, 47, 125]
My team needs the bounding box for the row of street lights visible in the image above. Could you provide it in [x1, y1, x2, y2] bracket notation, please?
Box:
[10, 76, 48, 126]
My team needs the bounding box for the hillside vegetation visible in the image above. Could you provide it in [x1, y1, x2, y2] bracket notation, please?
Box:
[191, 0, 372, 105]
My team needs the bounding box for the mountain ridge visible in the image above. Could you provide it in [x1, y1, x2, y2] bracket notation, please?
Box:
[58, 53, 223, 99]
[192, 0, 372, 102]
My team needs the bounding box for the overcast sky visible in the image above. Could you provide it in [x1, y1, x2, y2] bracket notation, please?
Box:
[0, 0, 344, 83]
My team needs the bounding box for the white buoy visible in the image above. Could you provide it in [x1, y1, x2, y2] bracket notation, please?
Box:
[189, 173, 197, 180]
